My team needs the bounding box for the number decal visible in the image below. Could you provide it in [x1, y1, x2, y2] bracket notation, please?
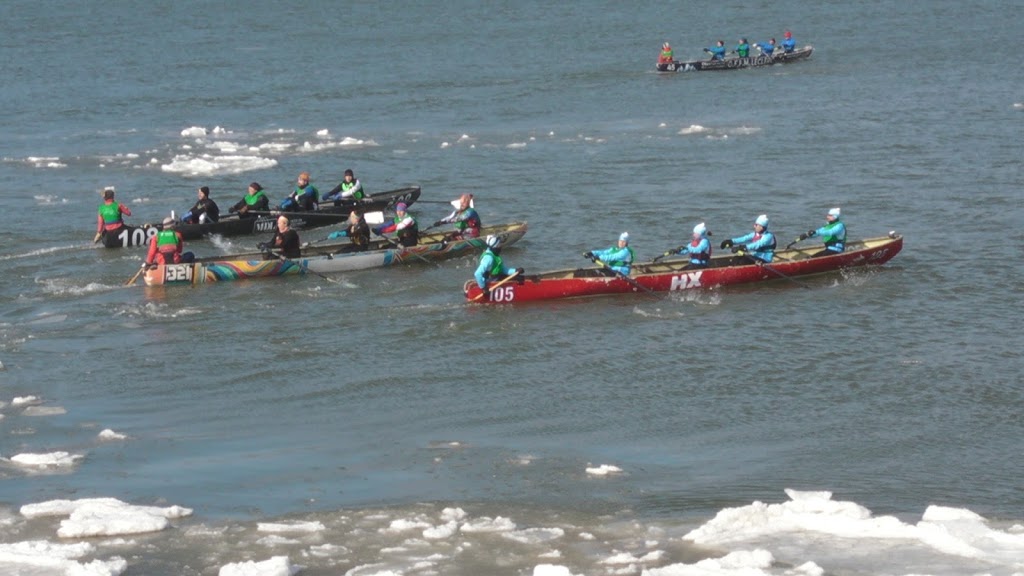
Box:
[491, 285, 515, 302]
[163, 264, 194, 283]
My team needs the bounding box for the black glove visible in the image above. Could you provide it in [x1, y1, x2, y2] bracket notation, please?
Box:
[703, 48, 710, 53]
[798, 233, 808, 241]
[432, 220, 443, 228]
[720, 239, 733, 249]
[731, 245, 744, 253]
[807, 229, 816, 237]
[482, 287, 490, 299]
[583, 251, 594, 259]
[515, 268, 525, 276]
[257, 242, 268, 251]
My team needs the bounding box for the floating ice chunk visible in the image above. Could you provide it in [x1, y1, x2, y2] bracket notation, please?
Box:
[10, 451, 82, 468]
[20, 497, 192, 538]
[460, 516, 516, 533]
[257, 521, 325, 534]
[585, 464, 623, 476]
[98, 429, 128, 440]
[218, 555, 302, 576]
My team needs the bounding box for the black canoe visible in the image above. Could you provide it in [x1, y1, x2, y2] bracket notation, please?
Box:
[656, 46, 813, 72]
[100, 186, 421, 248]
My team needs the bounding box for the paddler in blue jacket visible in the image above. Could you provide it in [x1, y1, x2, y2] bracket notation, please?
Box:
[798, 207, 846, 257]
[780, 30, 796, 53]
[678, 222, 712, 269]
[721, 214, 776, 263]
[585, 232, 635, 275]
[753, 38, 777, 56]
[474, 235, 523, 300]
[703, 40, 727, 61]
[280, 171, 319, 212]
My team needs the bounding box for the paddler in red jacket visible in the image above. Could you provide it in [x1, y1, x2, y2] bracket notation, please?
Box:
[143, 217, 194, 268]
[95, 187, 132, 242]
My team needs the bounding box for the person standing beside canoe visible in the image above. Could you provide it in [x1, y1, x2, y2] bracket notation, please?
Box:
[229, 182, 270, 219]
[585, 232, 635, 275]
[703, 40, 726, 61]
[94, 187, 132, 242]
[327, 210, 371, 250]
[474, 235, 523, 300]
[798, 207, 846, 257]
[143, 217, 194, 268]
[280, 172, 319, 212]
[658, 42, 674, 65]
[433, 193, 481, 239]
[677, 222, 713, 269]
[182, 186, 220, 224]
[373, 202, 419, 247]
[721, 214, 776, 263]
[780, 30, 796, 54]
[322, 169, 365, 204]
[262, 215, 302, 258]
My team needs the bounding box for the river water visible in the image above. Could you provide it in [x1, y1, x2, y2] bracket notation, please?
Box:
[1, 1, 1022, 574]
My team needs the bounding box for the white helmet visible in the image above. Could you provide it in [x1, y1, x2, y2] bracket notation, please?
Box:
[619, 231, 630, 243]
[755, 214, 769, 228]
[828, 207, 841, 218]
[693, 222, 707, 236]
[485, 235, 500, 249]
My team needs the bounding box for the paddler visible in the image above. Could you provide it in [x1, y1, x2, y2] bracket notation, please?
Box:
[261, 215, 302, 259]
[780, 30, 796, 54]
[721, 214, 776, 263]
[280, 171, 319, 212]
[703, 40, 726, 61]
[143, 216, 194, 269]
[474, 234, 523, 301]
[372, 202, 419, 247]
[797, 207, 846, 257]
[678, 222, 713, 269]
[584, 232, 635, 275]
[322, 169, 365, 204]
[182, 186, 220, 224]
[658, 42, 674, 65]
[94, 187, 132, 243]
[229, 182, 271, 219]
[326, 210, 371, 251]
[432, 193, 481, 239]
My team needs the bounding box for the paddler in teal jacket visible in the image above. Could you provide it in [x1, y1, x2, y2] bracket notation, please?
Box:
[678, 222, 712, 269]
[798, 207, 847, 257]
[474, 234, 523, 299]
[585, 232, 635, 275]
[721, 214, 776, 263]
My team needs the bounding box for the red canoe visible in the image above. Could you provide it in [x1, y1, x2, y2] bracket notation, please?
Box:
[464, 234, 903, 304]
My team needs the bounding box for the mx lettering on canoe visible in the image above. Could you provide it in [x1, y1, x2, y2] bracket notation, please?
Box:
[670, 271, 702, 291]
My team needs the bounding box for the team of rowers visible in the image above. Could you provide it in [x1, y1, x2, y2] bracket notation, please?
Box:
[658, 30, 797, 64]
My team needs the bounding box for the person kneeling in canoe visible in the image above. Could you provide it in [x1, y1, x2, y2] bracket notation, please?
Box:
[721, 214, 776, 263]
[373, 202, 419, 247]
[677, 222, 712, 269]
[95, 187, 132, 243]
[474, 235, 524, 300]
[280, 172, 319, 212]
[261, 215, 302, 259]
[143, 217, 194, 269]
[584, 232, 635, 275]
[658, 42, 674, 67]
[182, 186, 220, 224]
[797, 207, 846, 257]
[433, 193, 481, 239]
[229, 182, 270, 219]
[326, 210, 371, 251]
[321, 169, 365, 204]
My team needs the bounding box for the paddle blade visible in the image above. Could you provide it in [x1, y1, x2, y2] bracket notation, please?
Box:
[365, 211, 385, 225]
[450, 199, 474, 209]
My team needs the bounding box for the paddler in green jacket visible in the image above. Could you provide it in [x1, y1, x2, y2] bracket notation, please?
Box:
[94, 187, 132, 242]
[474, 235, 524, 300]
[796, 207, 847, 257]
[228, 182, 270, 219]
[143, 217, 194, 268]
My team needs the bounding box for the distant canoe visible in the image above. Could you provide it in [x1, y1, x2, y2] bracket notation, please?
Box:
[141, 221, 528, 286]
[100, 186, 421, 248]
[656, 46, 813, 72]
[464, 233, 901, 304]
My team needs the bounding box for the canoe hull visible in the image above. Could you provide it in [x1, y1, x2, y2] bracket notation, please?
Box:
[101, 186, 421, 248]
[142, 222, 528, 286]
[464, 234, 902, 303]
[656, 46, 813, 72]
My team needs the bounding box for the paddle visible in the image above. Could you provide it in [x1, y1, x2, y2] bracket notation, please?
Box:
[734, 249, 811, 289]
[93, 231, 104, 244]
[584, 253, 658, 297]
[471, 270, 521, 302]
[653, 246, 684, 262]
[125, 264, 148, 286]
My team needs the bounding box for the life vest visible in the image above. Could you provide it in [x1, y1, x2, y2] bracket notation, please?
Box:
[341, 181, 364, 200]
[606, 247, 635, 269]
[752, 232, 777, 250]
[349, 220, 370, 249]
[395, 215, 418, 247]
[154, 230, 180, 264]
[293, 184, 319, 208]
[482, 248, 503, 279]
[244, 190, 267, 207]
[821, 221, 846, 252]
[690, 238, 710, 264]
[454, 209, 481, 237]
[98, 202, 125, 231]
[659, 48, 673, 63]
[737, 43, 750, 57]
